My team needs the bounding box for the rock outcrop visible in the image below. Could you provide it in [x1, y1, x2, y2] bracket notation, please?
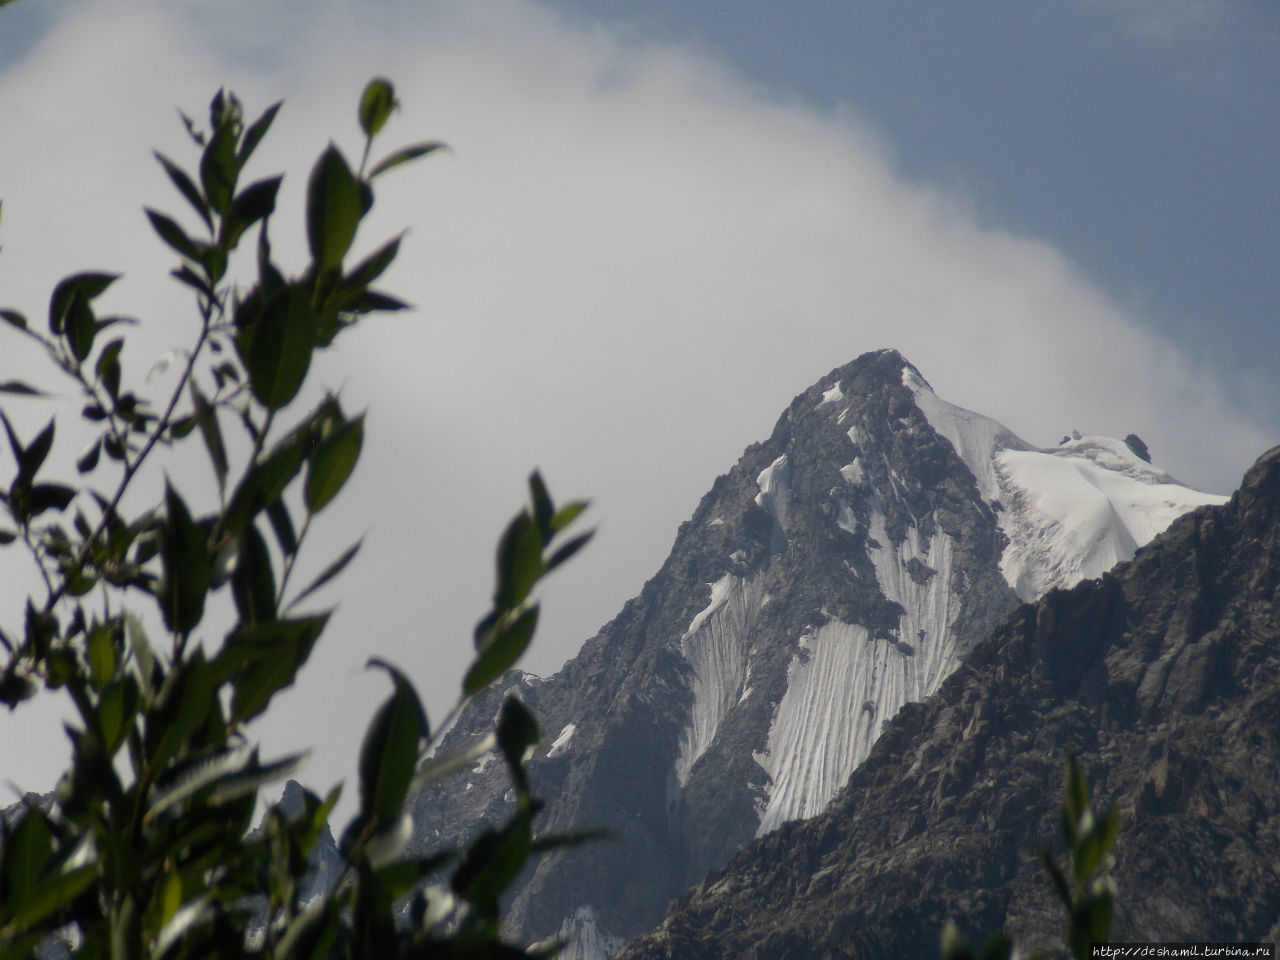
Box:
[619, 446, 1280, 959]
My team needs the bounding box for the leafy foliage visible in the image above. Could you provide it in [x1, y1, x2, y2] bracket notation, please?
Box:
[942, 755, 1119, 960]
[0, 78, 590, 958]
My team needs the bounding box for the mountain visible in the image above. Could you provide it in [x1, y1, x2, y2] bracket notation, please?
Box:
[619, 443, 1280, 960]
[409, 349, 1223, 956]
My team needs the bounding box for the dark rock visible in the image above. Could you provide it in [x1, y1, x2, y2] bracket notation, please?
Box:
[1124, 433, 1152, 463]
[618, 447, 1280, 960]
[411, 350, 1017, 948]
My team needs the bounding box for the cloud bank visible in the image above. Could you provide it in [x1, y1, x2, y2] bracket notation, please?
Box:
[0, 0, 1270, 819]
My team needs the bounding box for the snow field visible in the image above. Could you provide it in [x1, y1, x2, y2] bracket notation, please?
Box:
[675, 573, 767, 786]
[756, 506, 960, 834]
[902, 365, 1225, 600]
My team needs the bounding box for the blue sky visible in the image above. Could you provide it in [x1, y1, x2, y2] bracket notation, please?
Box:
[0, 0, 1276, 818]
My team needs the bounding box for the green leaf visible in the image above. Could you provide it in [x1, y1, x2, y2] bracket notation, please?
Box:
[496, 696, 539, 795]
[205, 750, 307, 806]
[266, 499, 298, 557]
[28, 484, 75, 518]
[374, 852, 457, 900]
[0, 410, 22, 470]
[64, 290, 97, 362]
[24, 600, 57, 659]
[289, 538, 362, 609]
[550, 499, 589, 534]
[0, 381, 44, 397]
[368, 141, 447, 179]
[237, 100, 282, 168]
[344, 234, 402, 289]
[189, 384, 228, 493]
[0, 309, 27, 330]
[940, 920, 976, 960]
[125, 612, 156, 701]
[545, 530, 593, 574]
[1074, 806, 1120, 885]
[222, 615, 328, 723]
[6, 830, 95, 933]
[146, 746, 255, 821]
[48, 272, 118, 336]
[306, 145, 362, 273]
[1039, 847, 1072, 910]
[230, 523, 277, 627]
[347, 289, 410, 314]
[222, 407, 319, 536]
[87, 620, 118, 690]
[358, 660, 428, 824]
[359, 78, 397, 138]
[450, 807, 534, 909]
[170, 264, 214, 300]
[146, 649, 217, 770]
[221, 175, 281, 250]
[274, 899, 343, 960]
[529, 827, 613, 855]
[153, 896, 214, 958]
[146, 209, 201, 262]
[529, 471, 554, 541]
[495, 513, 544, 610]
[199, 116, 238, 215]
[11, 417, 54, 488]
[1070, 890, 1113, 959]
[238, 282, 314, 411]
[159, 482, 210, 634]
[978, 932, 1013, 960]
[154, 151, 213, 232]
[97, 676, 139, 756]
[409, 734, 495, 796]
[304, 414, 363, 513]
[464, 605, 539, 695]
[1, 806, 56, 913]
[95, 337, 123, 399]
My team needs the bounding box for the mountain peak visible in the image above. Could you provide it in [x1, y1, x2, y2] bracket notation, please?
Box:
[412, 350, 1224, 957]
[620, 426, 1280, 960]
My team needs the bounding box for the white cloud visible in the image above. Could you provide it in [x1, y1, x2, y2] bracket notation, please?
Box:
[0, 0, 1271, 821]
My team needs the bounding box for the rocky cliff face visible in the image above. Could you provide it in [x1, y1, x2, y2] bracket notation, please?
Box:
[619, 446, 1280, 959]
[409, 349, 1223, 955]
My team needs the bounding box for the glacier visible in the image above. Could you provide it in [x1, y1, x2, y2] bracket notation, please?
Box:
[675, 359, 1227, 847]
[901, 366, 1226, 600]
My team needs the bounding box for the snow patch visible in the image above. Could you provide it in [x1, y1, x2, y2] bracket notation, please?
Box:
[901, 364, 1224, 601]
[901, 365, 1025, 503]
[551, 905, 625, 960]
[758, 498, 962, 835]
[836, 501, 859, 536]
[547, 723, 576, 759]
[839, 458, 864, 485]
[755, 454, 791, 529]
[817, 381, 845, 408]
[684, 573, 737, 639]
[996, 439, 1225, 599]
[676, 574, 766, 786]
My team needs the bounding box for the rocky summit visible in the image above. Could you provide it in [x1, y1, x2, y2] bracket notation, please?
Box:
[409, 349, 1224, 958]
[619, 446, 1280, 959]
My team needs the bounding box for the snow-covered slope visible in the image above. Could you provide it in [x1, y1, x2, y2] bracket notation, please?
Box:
[902, 366, 1226, 600]
[413, 350, 1227, 960]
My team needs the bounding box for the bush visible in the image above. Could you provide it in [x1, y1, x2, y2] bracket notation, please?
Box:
[0, 78, 589, 958]
[942, 755, 1119, 960]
